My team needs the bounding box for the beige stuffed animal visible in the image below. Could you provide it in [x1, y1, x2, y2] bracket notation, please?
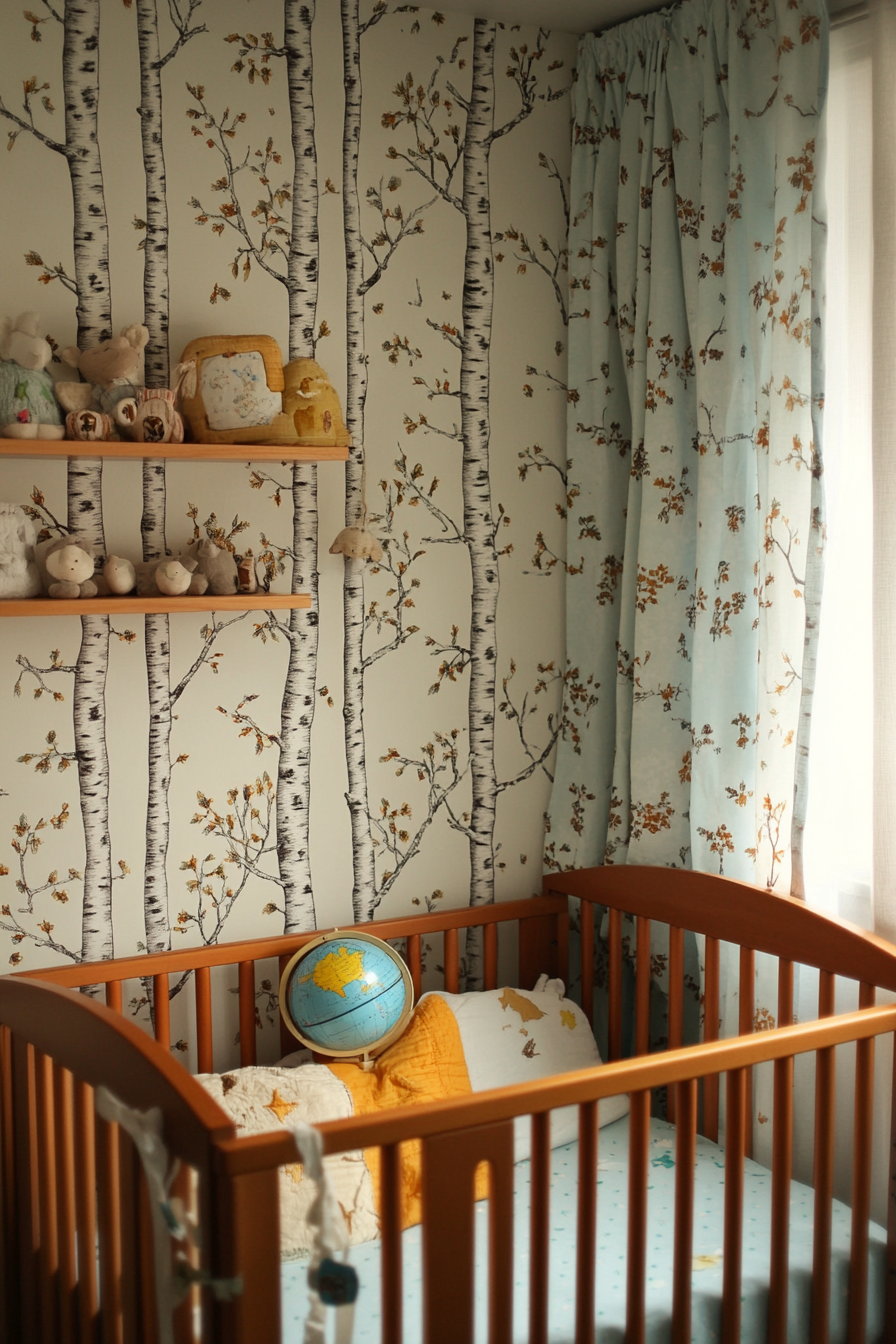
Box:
[0, 313, 65, 440]
[134, 555, 209, 598]
[34, 535, 98, 599]
[102, 556, 137, 595]
[182, 538, 239, 595]
[56, 325, 149, 438]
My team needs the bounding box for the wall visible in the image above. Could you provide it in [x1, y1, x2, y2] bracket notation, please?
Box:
[0, 1, 575, 1019]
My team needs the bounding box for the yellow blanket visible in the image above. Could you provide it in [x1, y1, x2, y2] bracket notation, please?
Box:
[328, 994, 488, 1229]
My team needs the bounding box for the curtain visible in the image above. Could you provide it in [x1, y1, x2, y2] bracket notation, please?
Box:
[547, 0, 828, 897]
[871, 0, 896, 943]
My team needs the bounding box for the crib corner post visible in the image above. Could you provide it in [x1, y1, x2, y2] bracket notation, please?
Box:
[886, 1034, 896, 1338]
[208, 1161, 281, 1344]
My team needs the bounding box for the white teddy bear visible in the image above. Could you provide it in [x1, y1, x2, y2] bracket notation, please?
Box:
[0, 503, 42, 599]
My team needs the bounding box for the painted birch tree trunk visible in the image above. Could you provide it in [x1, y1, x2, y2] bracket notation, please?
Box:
[341, 0, 377, 920]
[135, 0, 174, 954]
[64, 1, 114, 968]
[278, 0, 320, 933]
[68, 460, 113, 964]
[461, 21, 500, 984]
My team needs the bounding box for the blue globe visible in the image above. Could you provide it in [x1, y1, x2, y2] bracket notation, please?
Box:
[280, 932, 413, 1058]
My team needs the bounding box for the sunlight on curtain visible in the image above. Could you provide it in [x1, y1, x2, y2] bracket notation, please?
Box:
[803, 17, 873, 925]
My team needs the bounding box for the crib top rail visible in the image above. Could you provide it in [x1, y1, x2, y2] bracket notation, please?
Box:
[210, 1001, 896, 1173]
[545, 865, 896, 990]
[8, 893, 567, 989]
[0, 974, 234, 1169]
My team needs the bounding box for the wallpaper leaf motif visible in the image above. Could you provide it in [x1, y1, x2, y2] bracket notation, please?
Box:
[0, 2, 573, 993]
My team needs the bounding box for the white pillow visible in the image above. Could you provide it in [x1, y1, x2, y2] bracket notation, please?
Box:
[427, 977, 630, 1162]
[196, 1064, 379, 1258]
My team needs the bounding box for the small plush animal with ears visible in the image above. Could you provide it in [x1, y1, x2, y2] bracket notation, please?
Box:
[56, 325, 149, 439]
[34, 535, 98, 599]
[0, 314, 65, 440]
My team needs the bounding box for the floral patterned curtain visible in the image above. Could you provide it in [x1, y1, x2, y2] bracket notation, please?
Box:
[546, 0, 828, 900]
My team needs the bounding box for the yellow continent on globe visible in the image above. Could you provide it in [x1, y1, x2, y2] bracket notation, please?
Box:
[300, 946, 367, 999]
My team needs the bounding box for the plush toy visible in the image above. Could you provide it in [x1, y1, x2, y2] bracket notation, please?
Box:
[134, 555, 209, 598]
[131, 387, 184, 444]
[329, 524, 383, 563]
[65, 409, 116, 442]
[34, 535, 98, 599]
[236, 548, 257, 594]
[0, 503, 42, 599]
[56, 325, 149, 438]
[0, 313, 65, 440]
[102, 555, 137, 596]
[183, 537, 239, 595]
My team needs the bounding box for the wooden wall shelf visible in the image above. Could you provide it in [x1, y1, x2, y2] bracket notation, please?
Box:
[0, 594, 310, 618]
[0, 437, 349, 463]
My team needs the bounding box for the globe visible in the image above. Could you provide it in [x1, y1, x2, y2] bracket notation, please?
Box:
[279, 930, 414, 1059]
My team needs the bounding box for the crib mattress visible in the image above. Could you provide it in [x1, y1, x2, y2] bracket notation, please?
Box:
[281, 1114, 886, 1343]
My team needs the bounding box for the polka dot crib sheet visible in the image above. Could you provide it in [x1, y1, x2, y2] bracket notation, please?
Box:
[281, 1114, 886, 1343]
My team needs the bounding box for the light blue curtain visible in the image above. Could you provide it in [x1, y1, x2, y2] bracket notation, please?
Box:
[547, 0, 828, 909]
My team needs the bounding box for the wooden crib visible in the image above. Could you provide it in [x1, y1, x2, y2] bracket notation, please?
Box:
[2, 866, 896, 1344]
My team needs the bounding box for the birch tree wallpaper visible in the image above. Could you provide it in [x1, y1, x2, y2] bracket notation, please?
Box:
[0, 1, 575, 1026]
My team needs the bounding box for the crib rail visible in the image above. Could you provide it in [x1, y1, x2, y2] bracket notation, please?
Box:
[214, 1003, 896, 1344]
[11, 894, 569, 1070]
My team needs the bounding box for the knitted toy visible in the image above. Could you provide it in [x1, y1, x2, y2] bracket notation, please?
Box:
[0, 313, 65, 440]
[131, 388, 184, 444]
[134, 555, 209, 599]
[56, 325, 149, 439]
[0, 503, 42, 599]
[34, 535, 98, 599]
[183, 538, 239, 596]
[65, 409, 116, 442]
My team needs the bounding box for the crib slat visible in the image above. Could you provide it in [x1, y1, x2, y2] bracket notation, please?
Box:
[153, 974, 170, 1051]
[36, 1051, 59, 1344]
[53, 1064, 77, 1344]
[848, 982, 875, 1344]
[407, 934, 422, 1003]
[97, 1113, 123, 1344]
[768, 960, 794, 1344]
[75, 1080, 98, 1344]
[738, 946, 755, 1160]
[238, 962, 257, 1067]
[575, 1100, 598, 1344]
[106, 980, 123, 1013]
[484, 922, 498, 991]
[671, 1078, 697, 1344]
[422, 1119, 514, 1344]
[530, 1111, 551, 1344]
[580, 899, 594, 1030]
[0, 1026, 16, 1341]
[626, 1089, 649, 1344]
[380, 1143, 402, 1344]
[118, 1130, 140, 1344]
[444, 928, 460, 994]
[636, 916, 651, 1059]
[702, 937, 721, 1142]
[608, 907, 623, 1061]
[722, 1068, 746, 1344]
[666, 926, 684, 1123]
[137, 1168, 158, 1344]
[12, 1035, 40, 1342]
[195, 966, 213, 1074]
[811, 969, 836, 1344]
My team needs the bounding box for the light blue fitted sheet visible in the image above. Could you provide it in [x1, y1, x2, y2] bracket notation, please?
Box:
[282, 1115, 886, 1343]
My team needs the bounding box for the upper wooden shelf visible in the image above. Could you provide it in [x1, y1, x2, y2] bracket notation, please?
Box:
[0, 594, 310, 618]
[0, 437, 349, 463]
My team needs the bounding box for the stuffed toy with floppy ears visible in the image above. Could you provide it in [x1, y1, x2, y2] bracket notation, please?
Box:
[56, 325, 149, 440]
[0, 313, 65, 440]
[34, 535, 98, 599]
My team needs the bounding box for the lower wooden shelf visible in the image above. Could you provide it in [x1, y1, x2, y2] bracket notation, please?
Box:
[0, 594, 311, 617]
